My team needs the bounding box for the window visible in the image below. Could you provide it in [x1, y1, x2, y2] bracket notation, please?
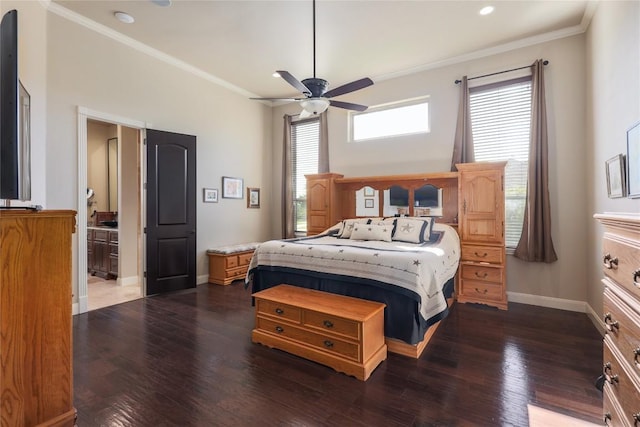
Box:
[469, 77, 532, 248]
[290, 117, 320, 233]
[350, 97, 429, 141]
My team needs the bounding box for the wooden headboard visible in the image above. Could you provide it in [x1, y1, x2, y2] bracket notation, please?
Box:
[305, 171, 459, 235]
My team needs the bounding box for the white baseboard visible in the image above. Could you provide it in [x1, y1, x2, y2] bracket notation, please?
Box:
[117, 276, 139, 287]
[197, 274, 209, 285]
[507, 291, 587, 312]
[507, 292, 605, 336]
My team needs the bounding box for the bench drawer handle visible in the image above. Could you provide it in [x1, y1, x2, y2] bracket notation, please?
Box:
[634, 269, 640, 288]
[323, 320, 333, 328]
[275, 308, 284, 315]
[323, 340, 334, 348]
[275, 326, 284, 333]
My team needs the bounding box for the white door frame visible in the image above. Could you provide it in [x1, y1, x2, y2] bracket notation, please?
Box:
[76, 106, 149, 314]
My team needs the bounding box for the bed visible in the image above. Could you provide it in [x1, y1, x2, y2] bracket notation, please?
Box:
[246, 218, 460, 356]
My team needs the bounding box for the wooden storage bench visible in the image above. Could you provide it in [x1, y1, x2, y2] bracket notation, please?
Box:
[207, 242, 260, 285]
[252, 284, 387, 381]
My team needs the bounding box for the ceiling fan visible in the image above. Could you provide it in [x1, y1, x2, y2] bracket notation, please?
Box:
[251, 0, 373, 118]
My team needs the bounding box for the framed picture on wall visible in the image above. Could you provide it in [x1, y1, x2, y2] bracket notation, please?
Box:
[203, 188, 218, 203]
[605, 154, 626, 198]
[222, 176, 243, 199]
[627, 121, 640, 198]
[247, 187, 260, 208]
[364, 198, 374, 208]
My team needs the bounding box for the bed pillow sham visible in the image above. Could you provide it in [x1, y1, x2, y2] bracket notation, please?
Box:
[392, 217, 434, 243]
[338, 218, 372, 239]
[350, 223, 393, 242]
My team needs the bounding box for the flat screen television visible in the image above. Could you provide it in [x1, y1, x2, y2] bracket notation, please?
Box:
[1, 9, 31, 201]
[389, 185, 440, 207]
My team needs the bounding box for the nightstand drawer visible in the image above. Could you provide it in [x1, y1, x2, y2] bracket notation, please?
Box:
[459, 279, 504, 302]
[602, 235, 640, 300]
[461, 244, 503, 264]
[461, 263, 502, 284]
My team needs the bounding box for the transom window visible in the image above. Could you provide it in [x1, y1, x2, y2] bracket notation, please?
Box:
[469, 76, 532, 248]
[350, 97, 430, 142]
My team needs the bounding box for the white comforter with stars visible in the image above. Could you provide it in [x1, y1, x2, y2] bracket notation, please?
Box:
[247, 223, 460, 322]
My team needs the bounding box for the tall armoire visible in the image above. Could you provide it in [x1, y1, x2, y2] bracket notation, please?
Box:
[0, 209, 77, 426]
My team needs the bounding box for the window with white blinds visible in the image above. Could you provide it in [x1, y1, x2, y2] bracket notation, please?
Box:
[469, 76, 532, 248]
[290, 118, 320, 233]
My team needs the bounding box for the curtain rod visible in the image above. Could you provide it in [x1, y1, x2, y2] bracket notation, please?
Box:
[454, 60, 549, 84]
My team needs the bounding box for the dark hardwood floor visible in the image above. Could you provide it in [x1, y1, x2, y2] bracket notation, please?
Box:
[73, 282, 603, 426]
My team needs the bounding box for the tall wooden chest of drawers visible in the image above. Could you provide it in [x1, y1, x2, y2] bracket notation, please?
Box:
[252, 285, 387, 381]
[595, 213, 640, 426]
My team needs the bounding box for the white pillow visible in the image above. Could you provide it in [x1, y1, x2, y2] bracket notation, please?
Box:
[338, 218, 372, 239]
[350, 223, 393, 242]
[392, 217, 433, 243]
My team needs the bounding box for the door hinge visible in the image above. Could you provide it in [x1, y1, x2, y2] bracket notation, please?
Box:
[144, 227, 147, 233]
[143, 138, 147, 145]
[143, 271, 147, 278]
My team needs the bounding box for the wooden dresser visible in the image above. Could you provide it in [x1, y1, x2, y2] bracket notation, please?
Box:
[252, 285, 387, 380]
[595, 213, 640, 426]
[456, 162, 507, 310]
[0, 209, 76, 426]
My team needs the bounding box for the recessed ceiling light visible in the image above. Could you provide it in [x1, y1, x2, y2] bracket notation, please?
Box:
[479, 6, 494, 16]
[272, 72, 281, 78]
[114, 11, 135, 24]
[151, 0, 172, 6]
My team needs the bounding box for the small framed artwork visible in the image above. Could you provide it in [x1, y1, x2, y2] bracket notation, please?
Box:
[222, 176, 243, 199]
[363, 186, 375, 197]
[203, 188, 218, 203]
[247, 187, 260, 208]
[627, 121, 640, 198]
[605, 154, 626, 198]
[364, 198, 374, 208]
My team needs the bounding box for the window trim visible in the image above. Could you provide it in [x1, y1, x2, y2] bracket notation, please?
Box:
[348, 96, 430, 142]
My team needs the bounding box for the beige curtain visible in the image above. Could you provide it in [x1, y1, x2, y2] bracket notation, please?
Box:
[450, 76, 475, 171]
[281, 115, 295, 239]
[318, 111, 330, 173]
[514, 59, 558, 263]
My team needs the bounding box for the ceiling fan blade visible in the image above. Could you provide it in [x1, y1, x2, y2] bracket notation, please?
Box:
[323, 77, 373, 98]
[276, 70, 312, 96]
[250, 97, 304, 102]
[329, 100, 369, 112]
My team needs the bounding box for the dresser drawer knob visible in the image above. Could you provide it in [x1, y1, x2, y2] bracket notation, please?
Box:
[323, 320, 334, 328]
[474, 271, 489, 279]
[323, 340, 334, 348]
[634, 269, 640, 287]
[633, 413, 640, 426]
[634, 347, 640, 364]
[474, 288, 488, 294]
[604, 412, 612, 426]
[603, 362, 612, 375]
[605, 373, 619, 385]
[275, 308, 284, 315]
[603, 253, 619, 269]
[474, 251, 488, 258]
[275, 326, 284, 333]
[603, 313, 620, 331]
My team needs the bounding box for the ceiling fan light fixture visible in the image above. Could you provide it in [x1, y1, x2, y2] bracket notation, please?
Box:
[300, 98, 330, 115]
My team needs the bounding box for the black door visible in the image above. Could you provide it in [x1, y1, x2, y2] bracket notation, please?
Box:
[146, 128, 196, 295]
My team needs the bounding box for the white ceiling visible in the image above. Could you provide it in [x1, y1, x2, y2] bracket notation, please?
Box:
[50, 0, 594, 100]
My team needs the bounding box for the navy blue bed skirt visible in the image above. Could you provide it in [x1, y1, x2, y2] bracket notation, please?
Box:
[248, 266, 454, 345]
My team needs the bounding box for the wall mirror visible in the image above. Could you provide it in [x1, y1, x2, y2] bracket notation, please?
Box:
[107, 137, 118, 212]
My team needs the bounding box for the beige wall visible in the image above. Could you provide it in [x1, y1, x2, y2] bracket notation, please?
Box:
[119, 126, 139, 284]
[586, 1, 640, 319]
[272, 34, 591, 307]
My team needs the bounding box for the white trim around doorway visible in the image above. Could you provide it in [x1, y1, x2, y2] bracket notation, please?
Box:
[75, 106, 150, 314]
